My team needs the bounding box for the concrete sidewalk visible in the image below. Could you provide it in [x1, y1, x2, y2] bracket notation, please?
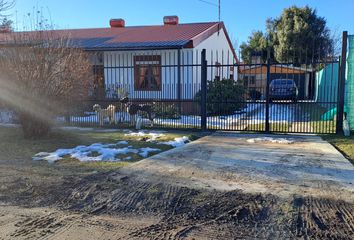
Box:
[128, 132, 354, 201]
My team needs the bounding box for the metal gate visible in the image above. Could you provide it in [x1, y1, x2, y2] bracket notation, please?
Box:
[64, 33, 347, 134]
[200, 33, 347, 134]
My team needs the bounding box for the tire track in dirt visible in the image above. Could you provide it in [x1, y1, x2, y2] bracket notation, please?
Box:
[2, 171, 354, 239]
[9, 212, 73, 240]
[292, 196, 354, 239]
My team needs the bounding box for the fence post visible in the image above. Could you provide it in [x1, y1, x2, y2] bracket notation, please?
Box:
[177, 49, 182, 115]
[201, 49, 207, 131]
[336, 31, 348, 134]
[265, 58, 271, 133]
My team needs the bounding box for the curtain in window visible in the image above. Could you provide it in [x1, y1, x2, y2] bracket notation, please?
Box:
[134, 55, 161, 91]
[137, 66, 146, 89]
[151, 65, 160, 88]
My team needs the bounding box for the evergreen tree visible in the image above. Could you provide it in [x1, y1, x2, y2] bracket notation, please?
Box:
[240, 6, 333, 64]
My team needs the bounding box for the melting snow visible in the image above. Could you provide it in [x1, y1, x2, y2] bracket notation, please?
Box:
[59, 126, 95, 131]
[33, 130, 191, 163]
[159, 136, 190, 147]
[125, 131, 191, 147]
[0, 123, 19, 128]
[124, 131, 166, 141]
[247, 137, 295, 144]
[138, 147, 161, 158]
[32, 140, 161, 163]
[59, 126, 128, 133]
[57, 103, 263, 129]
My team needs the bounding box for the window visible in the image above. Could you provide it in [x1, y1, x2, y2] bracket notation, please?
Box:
[134, 55, 161, 91]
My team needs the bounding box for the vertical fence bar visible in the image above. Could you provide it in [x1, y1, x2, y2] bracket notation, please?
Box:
[265, 58, 271, 132]
[336, 31, 348, 134]
[177, 49, 182, 115]
[201, 49, 207, 131]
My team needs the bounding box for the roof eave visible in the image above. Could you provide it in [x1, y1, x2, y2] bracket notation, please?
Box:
[186, 22, 239, 63]
[83, 45, 185, 52]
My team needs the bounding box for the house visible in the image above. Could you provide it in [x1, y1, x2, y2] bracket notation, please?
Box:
[2, 16, 236, 101]
[89, 17, 237, 100]
[238, 56, 314, 100]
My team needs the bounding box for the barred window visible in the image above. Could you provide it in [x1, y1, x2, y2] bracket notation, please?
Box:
[134, 55, 161, 91]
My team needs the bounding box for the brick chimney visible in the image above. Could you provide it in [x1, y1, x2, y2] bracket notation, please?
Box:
[163, 16, 179, 25]
[110, 19, 125, 28]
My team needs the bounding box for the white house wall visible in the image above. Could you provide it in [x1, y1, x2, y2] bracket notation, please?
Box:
[103, 29, 236, 100]
[194, 28, 237, 81]
[104, 50, 178, 99]
[104, 49, 201, 100]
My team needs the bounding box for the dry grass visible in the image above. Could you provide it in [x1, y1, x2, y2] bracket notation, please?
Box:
[0, 126, 201, 173]
[323, 133, 354, 166]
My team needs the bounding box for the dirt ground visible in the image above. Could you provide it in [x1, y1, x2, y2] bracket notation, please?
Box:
[0, 128, 354, 239]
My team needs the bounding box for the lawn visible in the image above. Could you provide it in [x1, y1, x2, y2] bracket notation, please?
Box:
[0, 126, 201, 172]
[323, 133, 354, 166]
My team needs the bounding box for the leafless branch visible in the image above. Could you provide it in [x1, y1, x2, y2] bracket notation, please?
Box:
[0, 0, 14, 17]
[0, 30, 93, 138]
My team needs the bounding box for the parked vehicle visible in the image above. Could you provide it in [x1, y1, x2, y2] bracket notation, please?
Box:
[269, 79, 298, 102]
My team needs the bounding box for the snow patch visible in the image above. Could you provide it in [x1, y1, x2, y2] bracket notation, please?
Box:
[138, 147, 161, 158]
[247, 137, 295, 144]
[59, 126, 95, 131]
[95, 129, 121, 133]
[58, 103, 262, 129]
[124, 131, 165, 141]
[0, 110, 16, 124]
[0, 123, 20, 128]
[159, 136, 190, 148]
[125, 131, 190, 148]
[32, 140, 162, 163]
[59, 126, 130, 133]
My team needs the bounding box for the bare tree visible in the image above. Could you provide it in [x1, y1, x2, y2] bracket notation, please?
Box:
[0, 0, 14, 17]
[330, 27, 342, 58]
[0, 31, 93, 138]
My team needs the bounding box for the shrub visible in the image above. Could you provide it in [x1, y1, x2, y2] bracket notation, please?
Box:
[249, 89, 262, 100]
[152, 103, 180, 119]
[195, 78, 246, 116]
[0, 32, 92, 139]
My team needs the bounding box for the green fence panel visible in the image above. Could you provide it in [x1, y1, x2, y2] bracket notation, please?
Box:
[347, 35, 354, 130]
[315, 62, 339, 107]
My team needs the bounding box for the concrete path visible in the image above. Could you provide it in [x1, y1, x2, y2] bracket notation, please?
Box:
[128, 132, 354, 201]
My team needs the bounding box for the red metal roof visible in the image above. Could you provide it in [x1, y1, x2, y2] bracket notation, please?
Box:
[63, 22, 216, 44]
[0, 22, 238, 60]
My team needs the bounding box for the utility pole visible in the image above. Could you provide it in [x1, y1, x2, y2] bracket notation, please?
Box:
[218, 0, 221, 22]
[218, 0, 221, 35]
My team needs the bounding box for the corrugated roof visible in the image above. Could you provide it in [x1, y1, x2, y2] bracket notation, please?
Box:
[239, 65, 312, 74]
[68, 38, 191, 50]
[0, 22, 218, 49]
[0, 21, 238, 61]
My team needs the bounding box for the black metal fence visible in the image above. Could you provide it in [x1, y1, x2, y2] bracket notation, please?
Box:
[61, 33, 348, 134]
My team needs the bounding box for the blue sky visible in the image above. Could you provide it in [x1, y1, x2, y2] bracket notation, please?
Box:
[7, 0, 354, 47]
